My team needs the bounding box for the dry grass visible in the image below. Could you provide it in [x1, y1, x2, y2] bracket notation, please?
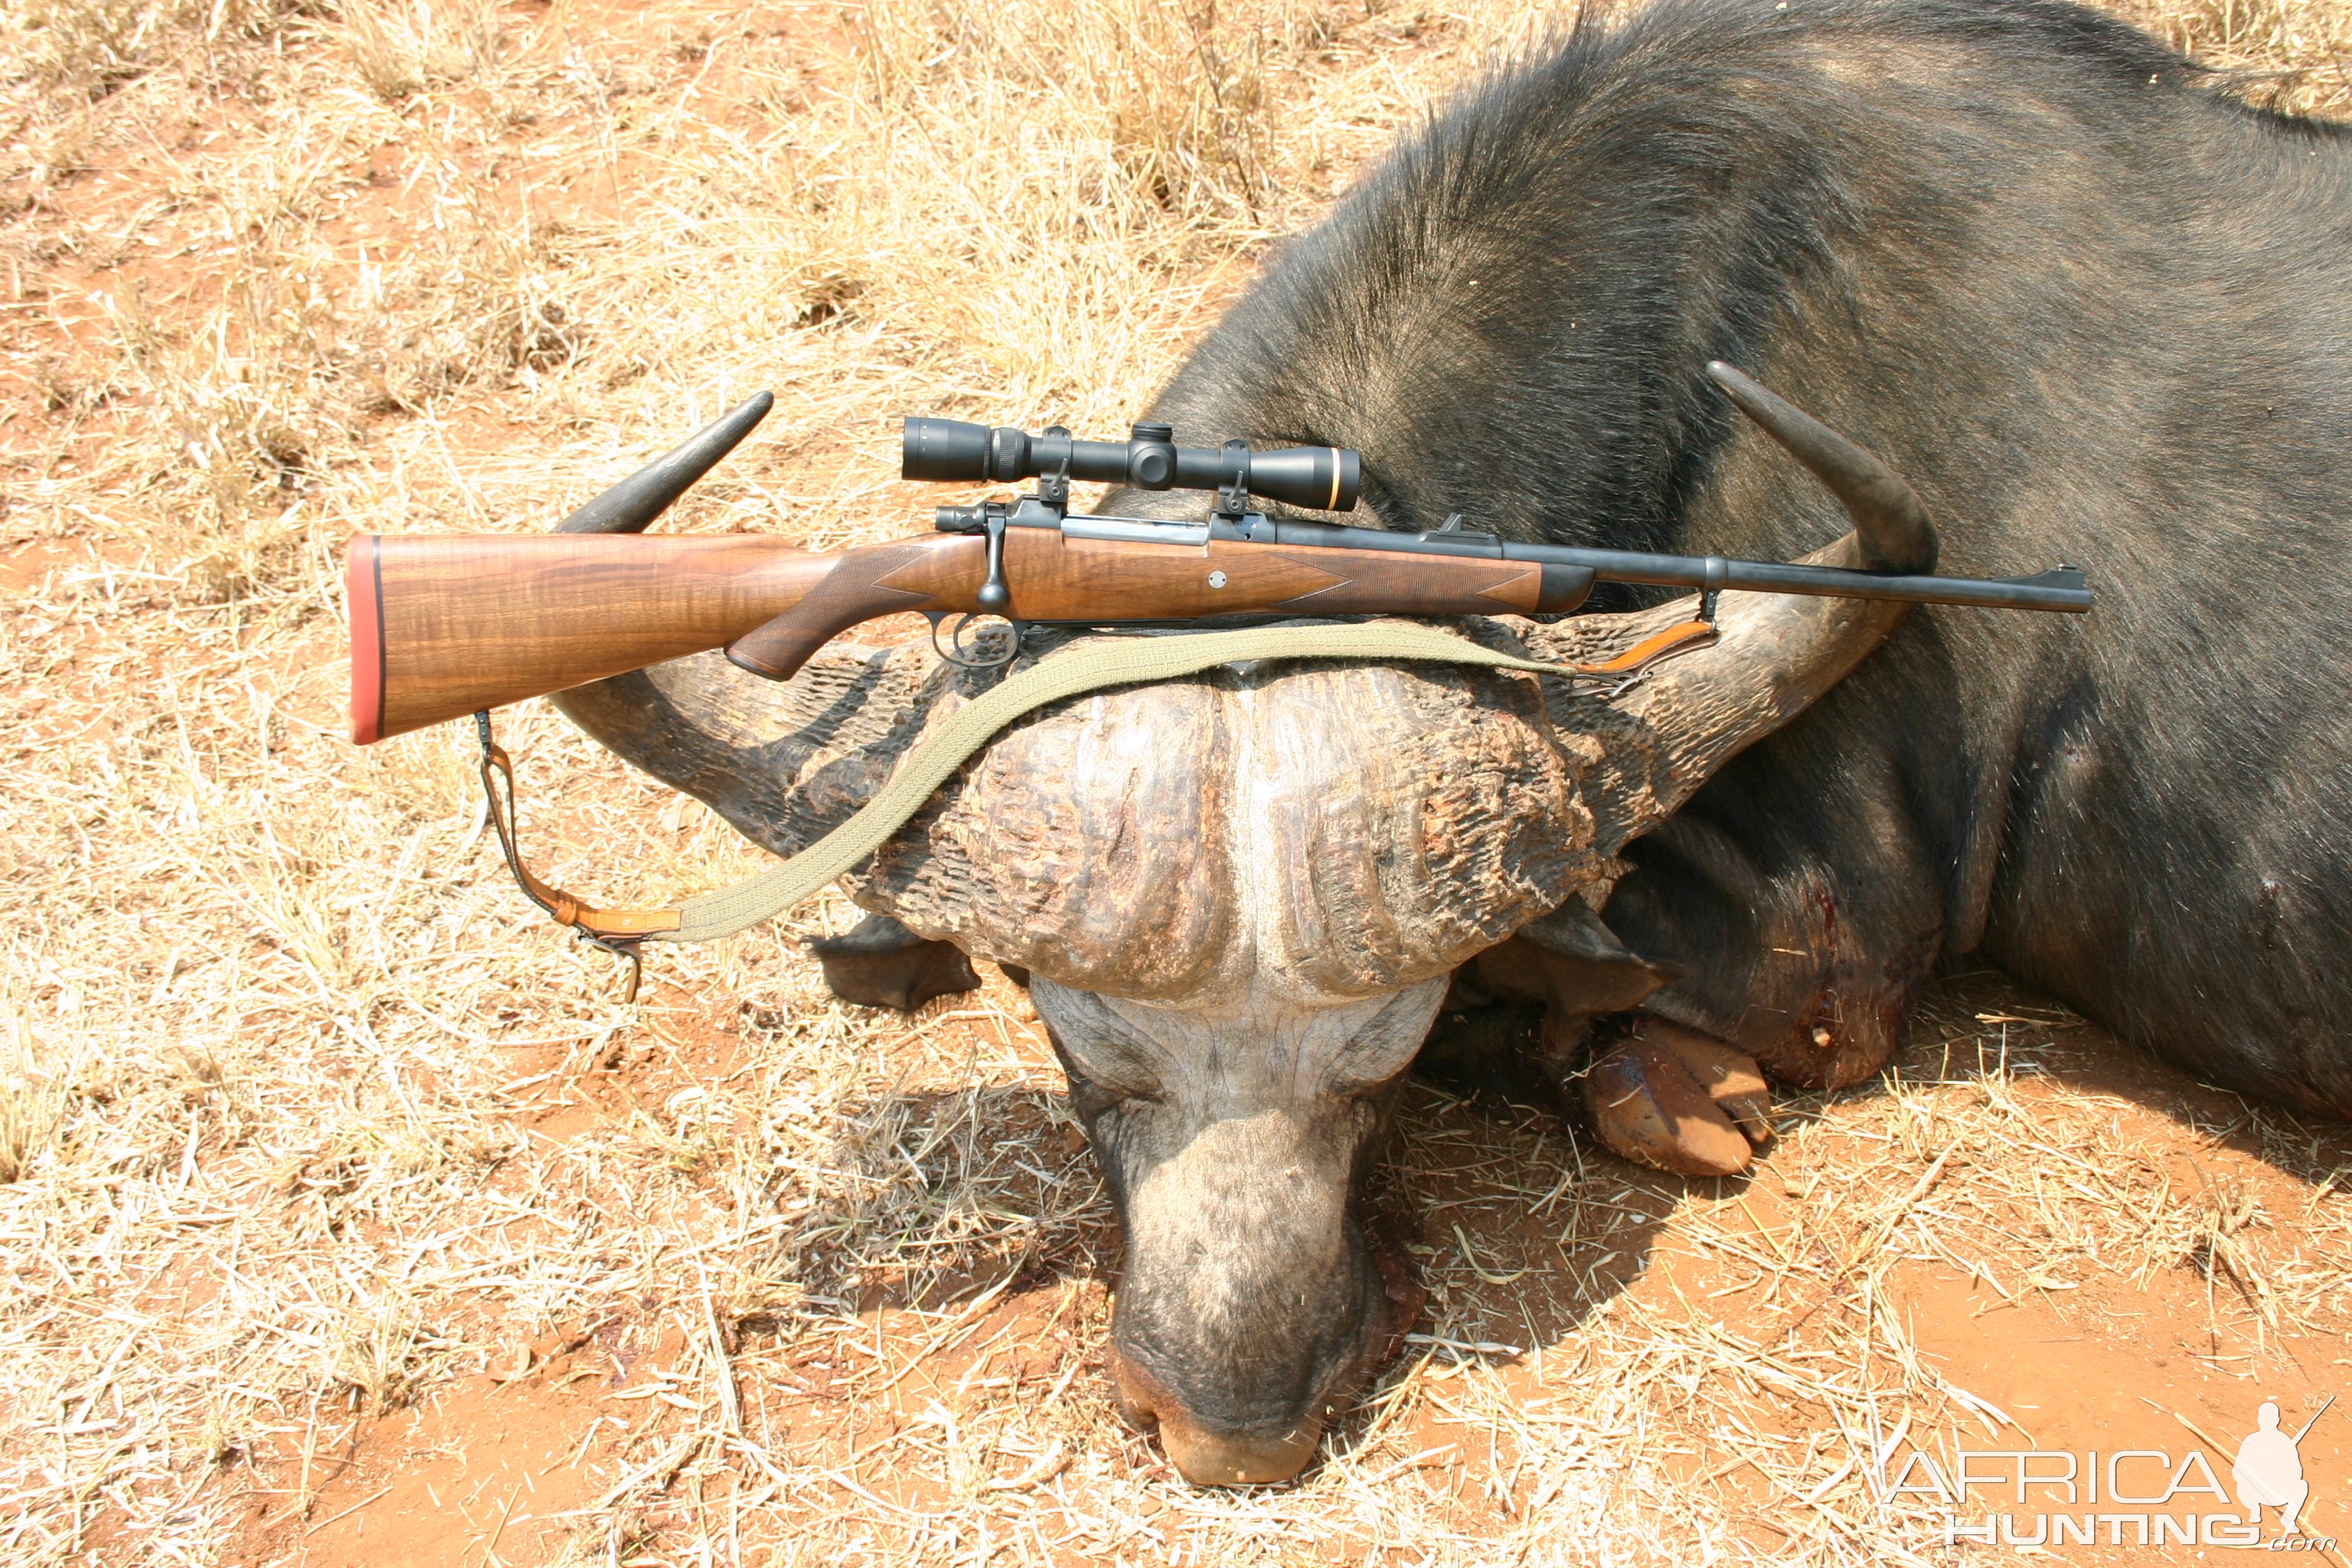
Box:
[2117, 0, 2352, 112]
[2, 0, 2349, 1563]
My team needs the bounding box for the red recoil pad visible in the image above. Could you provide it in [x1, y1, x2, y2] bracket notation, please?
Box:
[348, 536, 384, 746]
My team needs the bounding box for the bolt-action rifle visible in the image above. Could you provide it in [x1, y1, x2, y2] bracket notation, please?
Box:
[347, 363, 2090, 746]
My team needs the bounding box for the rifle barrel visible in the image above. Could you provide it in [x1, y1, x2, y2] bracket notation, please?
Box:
[1233, 517, 2092, 613]
[1555, 550, 2092, 612]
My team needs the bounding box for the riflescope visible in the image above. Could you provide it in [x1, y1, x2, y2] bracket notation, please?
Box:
[902, 416, 1361, 513]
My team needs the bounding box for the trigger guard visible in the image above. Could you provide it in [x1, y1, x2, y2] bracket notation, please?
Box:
[925, 611, 1024, 670]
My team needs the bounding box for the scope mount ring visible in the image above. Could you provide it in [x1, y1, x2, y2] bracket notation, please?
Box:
[926, 610, 1025, 671]
[1213, 439, 1253, 521]
[1034, 424, 1073, 511]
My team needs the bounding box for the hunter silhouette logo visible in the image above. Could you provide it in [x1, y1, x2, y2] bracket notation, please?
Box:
[2236, 1397, 2331, 1537]
[1907, 1393, 2340, 1549]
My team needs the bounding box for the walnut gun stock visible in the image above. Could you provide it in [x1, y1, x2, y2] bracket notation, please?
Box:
[347, 525, 1590, 741]
[348, 533, 844, 743]
[717, 523, 1603, 681]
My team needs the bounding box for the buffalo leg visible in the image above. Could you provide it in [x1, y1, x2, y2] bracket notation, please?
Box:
[1583, 1020, 1773, 1178]
[1419, 996, 1776, 1176]
[1425, 903, 1778, 1175]
[809, 912, 981, 1011]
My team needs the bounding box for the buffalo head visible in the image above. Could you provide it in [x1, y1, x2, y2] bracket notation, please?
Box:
[550, 371, 1935, 1483]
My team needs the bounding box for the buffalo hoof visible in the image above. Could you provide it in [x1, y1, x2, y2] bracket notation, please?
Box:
[1585, 1021, 1773, 1178]
[808, 913, 981, 1012]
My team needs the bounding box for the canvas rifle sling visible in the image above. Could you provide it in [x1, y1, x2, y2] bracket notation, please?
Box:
[475, 618, 1718, 996]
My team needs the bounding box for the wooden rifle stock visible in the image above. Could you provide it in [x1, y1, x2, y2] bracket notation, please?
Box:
[351, 528, 1596, 741]
[348, 533, 881, 743]
[721, 527, 1591, 678]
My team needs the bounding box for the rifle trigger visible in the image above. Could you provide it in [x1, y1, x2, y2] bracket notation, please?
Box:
[926, 611, 1023, 671]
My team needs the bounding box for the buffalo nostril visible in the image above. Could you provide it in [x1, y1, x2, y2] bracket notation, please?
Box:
[1106, 1351, 1163, 1436]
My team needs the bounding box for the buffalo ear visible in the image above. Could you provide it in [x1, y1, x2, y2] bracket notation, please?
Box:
[810, 912, 982, 1011]
[1470, 899, 1676, 1017]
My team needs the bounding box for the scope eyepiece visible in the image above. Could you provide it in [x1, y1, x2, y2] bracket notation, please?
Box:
[899, 416, 1359, 512]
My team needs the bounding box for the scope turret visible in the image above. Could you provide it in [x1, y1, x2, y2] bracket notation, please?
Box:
[900, 416, 1359, 513]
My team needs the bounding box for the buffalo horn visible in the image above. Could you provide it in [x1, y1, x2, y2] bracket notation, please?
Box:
[1704, 362, 1936, 574]
[554, 390, 775, 535]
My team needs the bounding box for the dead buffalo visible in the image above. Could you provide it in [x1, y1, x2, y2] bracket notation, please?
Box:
[552, 0, 2352, 1485]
